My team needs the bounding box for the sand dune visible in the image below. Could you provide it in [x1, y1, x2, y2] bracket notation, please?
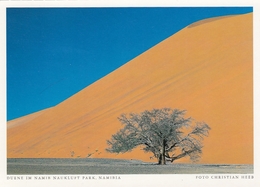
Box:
[7, 108, 51, 129]
[7, 13, 253, 164]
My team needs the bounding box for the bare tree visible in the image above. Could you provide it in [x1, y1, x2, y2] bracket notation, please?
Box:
[106, 108, 211, 165]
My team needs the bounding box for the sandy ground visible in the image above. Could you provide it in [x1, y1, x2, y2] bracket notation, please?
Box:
[7, 158, 253, 175]
[7, 13, 253, 165]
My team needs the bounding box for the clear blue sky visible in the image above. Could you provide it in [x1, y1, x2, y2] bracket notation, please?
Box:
[7, 7, 253, 120]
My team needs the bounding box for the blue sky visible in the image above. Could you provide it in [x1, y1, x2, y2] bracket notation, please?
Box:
[7, 7, 253, 120]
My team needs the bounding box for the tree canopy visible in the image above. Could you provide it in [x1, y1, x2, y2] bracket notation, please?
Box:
[106, 108, 211, 164]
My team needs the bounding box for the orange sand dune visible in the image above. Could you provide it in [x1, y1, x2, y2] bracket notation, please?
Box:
[7, 108, 51, 129]
[7, 13, 253, 164]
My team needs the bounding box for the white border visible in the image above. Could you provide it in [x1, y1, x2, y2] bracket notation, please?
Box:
[1, 1, 259, 187]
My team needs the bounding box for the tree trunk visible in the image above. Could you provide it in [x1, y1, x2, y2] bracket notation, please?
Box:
[158, 154, 162, 165]
[158, 139, 166, 165]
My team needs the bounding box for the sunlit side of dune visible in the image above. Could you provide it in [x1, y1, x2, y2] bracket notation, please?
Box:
[7, 13, 253, 164]
[7, 108, 51, 129]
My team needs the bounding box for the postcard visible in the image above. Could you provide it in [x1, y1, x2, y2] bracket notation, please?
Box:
[1, 0, 259, 187]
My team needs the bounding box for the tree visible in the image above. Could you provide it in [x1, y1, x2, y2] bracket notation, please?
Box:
[106, 108, 211, 165]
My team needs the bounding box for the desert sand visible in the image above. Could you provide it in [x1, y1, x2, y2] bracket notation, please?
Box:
[7, 13, 253, 164]
[7, 158, 253, 174]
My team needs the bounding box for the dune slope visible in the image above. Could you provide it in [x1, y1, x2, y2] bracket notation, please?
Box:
[7, 13, 253, 164]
